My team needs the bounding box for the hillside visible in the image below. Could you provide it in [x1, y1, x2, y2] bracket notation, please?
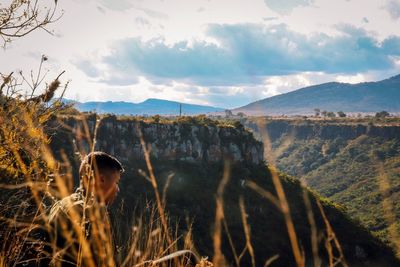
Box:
[245, 118, 400, 248]
[234, 74, 400, 115]
[47, 114, 399, 266]
[67, 98, 224, 115]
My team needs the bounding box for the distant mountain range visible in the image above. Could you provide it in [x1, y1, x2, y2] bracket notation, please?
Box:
[234, 74, 400, 115]
[66, 98, 224, 116]
[66, 74, 400, 116]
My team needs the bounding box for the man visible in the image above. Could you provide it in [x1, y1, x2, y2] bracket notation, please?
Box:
[46, 151, 124, 267]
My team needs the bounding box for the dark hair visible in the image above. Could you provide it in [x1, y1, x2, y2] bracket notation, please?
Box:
[79, 151, 124, 179]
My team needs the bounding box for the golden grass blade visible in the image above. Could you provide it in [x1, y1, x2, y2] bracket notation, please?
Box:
[256, 118, 305, 267]
[138, 249, 199, 266]
[316, 201, 348, 267]
[212, 160, 230, 267]
[302, 189, 321, 267]
[137, 125, 173, 247]
[245, 180, 281, 211]
[222, 217, 241, 267]
[264, 254, 280, 267]
[239, 196, 256, 267]
[162, 172, 174, 207]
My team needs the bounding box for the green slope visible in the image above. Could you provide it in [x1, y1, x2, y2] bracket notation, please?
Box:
[111, 160, 399, 266]
[304, 136, 400, 243]
[254, 119, 400, 250]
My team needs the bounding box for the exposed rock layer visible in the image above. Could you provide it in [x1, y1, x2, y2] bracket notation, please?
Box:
[54, 116, 264, 165]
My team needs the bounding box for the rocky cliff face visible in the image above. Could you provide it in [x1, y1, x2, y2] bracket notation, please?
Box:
[55, 116, 264, 165]
[246, 120, 400, 141]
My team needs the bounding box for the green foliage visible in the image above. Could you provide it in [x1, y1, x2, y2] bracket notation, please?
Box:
[54, 153, 400, 266]
[266, 120, 400, 247]
[225, 109, 233, 118]
[326, 111, 336, 117]
[376, 111, 390, 118]
[152, 114, 161, 123]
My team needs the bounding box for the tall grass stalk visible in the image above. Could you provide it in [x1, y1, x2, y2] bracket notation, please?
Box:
[255, 118, 305, 267]
[212, 161, 230, 266]
[302, 188, 321, 267]
[238, 196, 256, 267]
[137, 126, 174, 247]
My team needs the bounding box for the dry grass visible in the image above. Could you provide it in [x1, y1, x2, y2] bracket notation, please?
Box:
[118, 204, 196, 267]
[255, 118, 305, 267]
[0, 104, 199, 266]
[1, 71, 398, 267]
[0, 72, 199, 266]
[302, 188, 321, 267]
[238, 196, 255, 267]
[212, 161, 230, 267]
[137, 126, 174, 248]
[0, 95, 355, 267]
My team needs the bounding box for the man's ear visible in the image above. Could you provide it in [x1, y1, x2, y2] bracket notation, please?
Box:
[99, 173, 105, 183]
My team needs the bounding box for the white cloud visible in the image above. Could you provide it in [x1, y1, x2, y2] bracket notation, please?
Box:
[386, 0, 400, 20]
[281, 0, 400, 40]
[264, 0, 314, 15]
[1, 0, 400, 109]
[336, 74, 366, 84]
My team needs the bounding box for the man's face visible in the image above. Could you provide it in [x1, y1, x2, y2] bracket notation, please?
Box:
[98, 169, 121, 205]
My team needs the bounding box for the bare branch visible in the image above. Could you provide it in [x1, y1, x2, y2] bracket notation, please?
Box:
[0, 0, 63, 48]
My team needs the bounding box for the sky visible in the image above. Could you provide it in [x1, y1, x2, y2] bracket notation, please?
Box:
[1, 0, 400, 108]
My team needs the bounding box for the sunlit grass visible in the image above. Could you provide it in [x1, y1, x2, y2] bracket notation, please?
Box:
[1, 76, 399, 266]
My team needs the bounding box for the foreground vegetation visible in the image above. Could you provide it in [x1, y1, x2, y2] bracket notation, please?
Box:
[2, 1, 399, 266]
[1, 93, 399, 266]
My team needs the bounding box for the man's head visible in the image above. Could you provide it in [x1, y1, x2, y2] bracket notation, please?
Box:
[79, 151, 124, 204]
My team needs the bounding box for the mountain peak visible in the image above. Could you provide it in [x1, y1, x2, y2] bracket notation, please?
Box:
[142, 98, 179, 104]
[234, 74, 400, 115]
[387, 73, 400, 81]
[70, 98, 223, 115]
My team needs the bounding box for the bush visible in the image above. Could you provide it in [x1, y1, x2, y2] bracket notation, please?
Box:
[375, 111, 390, 118]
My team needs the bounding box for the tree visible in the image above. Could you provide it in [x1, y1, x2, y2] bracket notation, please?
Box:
[1, 0, 65, 102]
[375, 111, 390, 118]
[152, 114, 161, 123]
[225, 109, 233, 118]
[233, 120, 244, 129]
[0, 0, 62, 47]
[321, 110, 328, 117]
[326, 111, 336, 118]
[314, 108, 320, 117]
[236, 112, 246, 118]
[337, 111, 346, 117]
